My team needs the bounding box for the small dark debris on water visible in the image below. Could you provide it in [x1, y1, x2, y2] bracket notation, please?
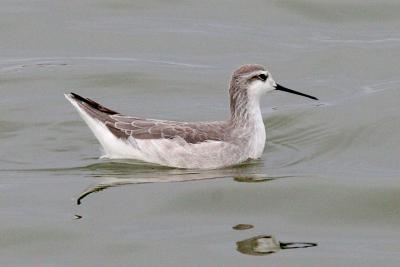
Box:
[233, 224, 254, 230]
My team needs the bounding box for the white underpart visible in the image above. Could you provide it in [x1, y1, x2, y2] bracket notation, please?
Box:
[65, 94, 246, 169]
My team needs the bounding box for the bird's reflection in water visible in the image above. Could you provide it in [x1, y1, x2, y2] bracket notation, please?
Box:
[233, 175, 277, 183]
[74, 161, 316, 256]
[236, 235, 317, 256]
[75, 159, 285, 205]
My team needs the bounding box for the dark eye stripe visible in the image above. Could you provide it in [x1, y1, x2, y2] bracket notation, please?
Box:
[257, 74, 268, 81]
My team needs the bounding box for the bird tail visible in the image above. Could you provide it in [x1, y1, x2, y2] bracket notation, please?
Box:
[65, 92, 119, 115]
[65, 92, 122, 152]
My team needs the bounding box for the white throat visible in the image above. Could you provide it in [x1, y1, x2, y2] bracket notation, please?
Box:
[246, 85, 266, 159]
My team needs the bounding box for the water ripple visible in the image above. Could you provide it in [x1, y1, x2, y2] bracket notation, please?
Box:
[0, 57, 213, 73]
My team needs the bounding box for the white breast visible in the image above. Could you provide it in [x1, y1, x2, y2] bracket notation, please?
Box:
[245, 92, 266, 159]
[247, 112, 266, 159]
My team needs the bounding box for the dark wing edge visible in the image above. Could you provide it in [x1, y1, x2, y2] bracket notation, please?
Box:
[66, 92, 129, 138]
[68, 92, 119, 115]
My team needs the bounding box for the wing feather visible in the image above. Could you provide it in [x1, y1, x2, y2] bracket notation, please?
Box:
[109, 116, 227, 144]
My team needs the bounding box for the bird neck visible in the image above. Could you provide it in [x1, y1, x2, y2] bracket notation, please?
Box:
[229, 86, 263, 128]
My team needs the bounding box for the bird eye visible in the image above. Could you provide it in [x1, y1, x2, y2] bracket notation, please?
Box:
[257, 74, 268, 81]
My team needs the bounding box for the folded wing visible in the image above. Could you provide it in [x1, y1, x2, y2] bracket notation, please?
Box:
[68, 93, 227, 144]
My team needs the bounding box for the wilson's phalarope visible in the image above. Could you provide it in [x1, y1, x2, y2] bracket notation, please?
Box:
[65, 64, 317, 169]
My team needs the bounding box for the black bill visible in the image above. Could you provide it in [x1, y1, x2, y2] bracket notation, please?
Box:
[275, 84, 318, 100]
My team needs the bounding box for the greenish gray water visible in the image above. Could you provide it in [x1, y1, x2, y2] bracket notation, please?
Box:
[1, 0, 400, 266]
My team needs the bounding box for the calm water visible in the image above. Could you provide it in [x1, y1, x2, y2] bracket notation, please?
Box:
[1, 0, 400, 266]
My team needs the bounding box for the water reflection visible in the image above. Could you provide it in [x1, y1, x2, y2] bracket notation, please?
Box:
[233, 175, 276, 183]
[236, 235, 317, 256]
[75, 160, 283, 205]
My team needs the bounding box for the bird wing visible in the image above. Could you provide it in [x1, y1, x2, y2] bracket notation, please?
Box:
[107, 115, 227, 144]
[67, 93, 227, 144]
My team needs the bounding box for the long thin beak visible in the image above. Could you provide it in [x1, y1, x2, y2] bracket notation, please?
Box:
[275, 84, 318, 100]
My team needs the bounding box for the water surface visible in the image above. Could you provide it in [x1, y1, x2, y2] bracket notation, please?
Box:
[1, 0, 400, 266]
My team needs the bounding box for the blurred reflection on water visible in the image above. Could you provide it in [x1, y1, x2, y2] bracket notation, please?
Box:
[236, 234, 317, 256]
[74, 160, 287, 205]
